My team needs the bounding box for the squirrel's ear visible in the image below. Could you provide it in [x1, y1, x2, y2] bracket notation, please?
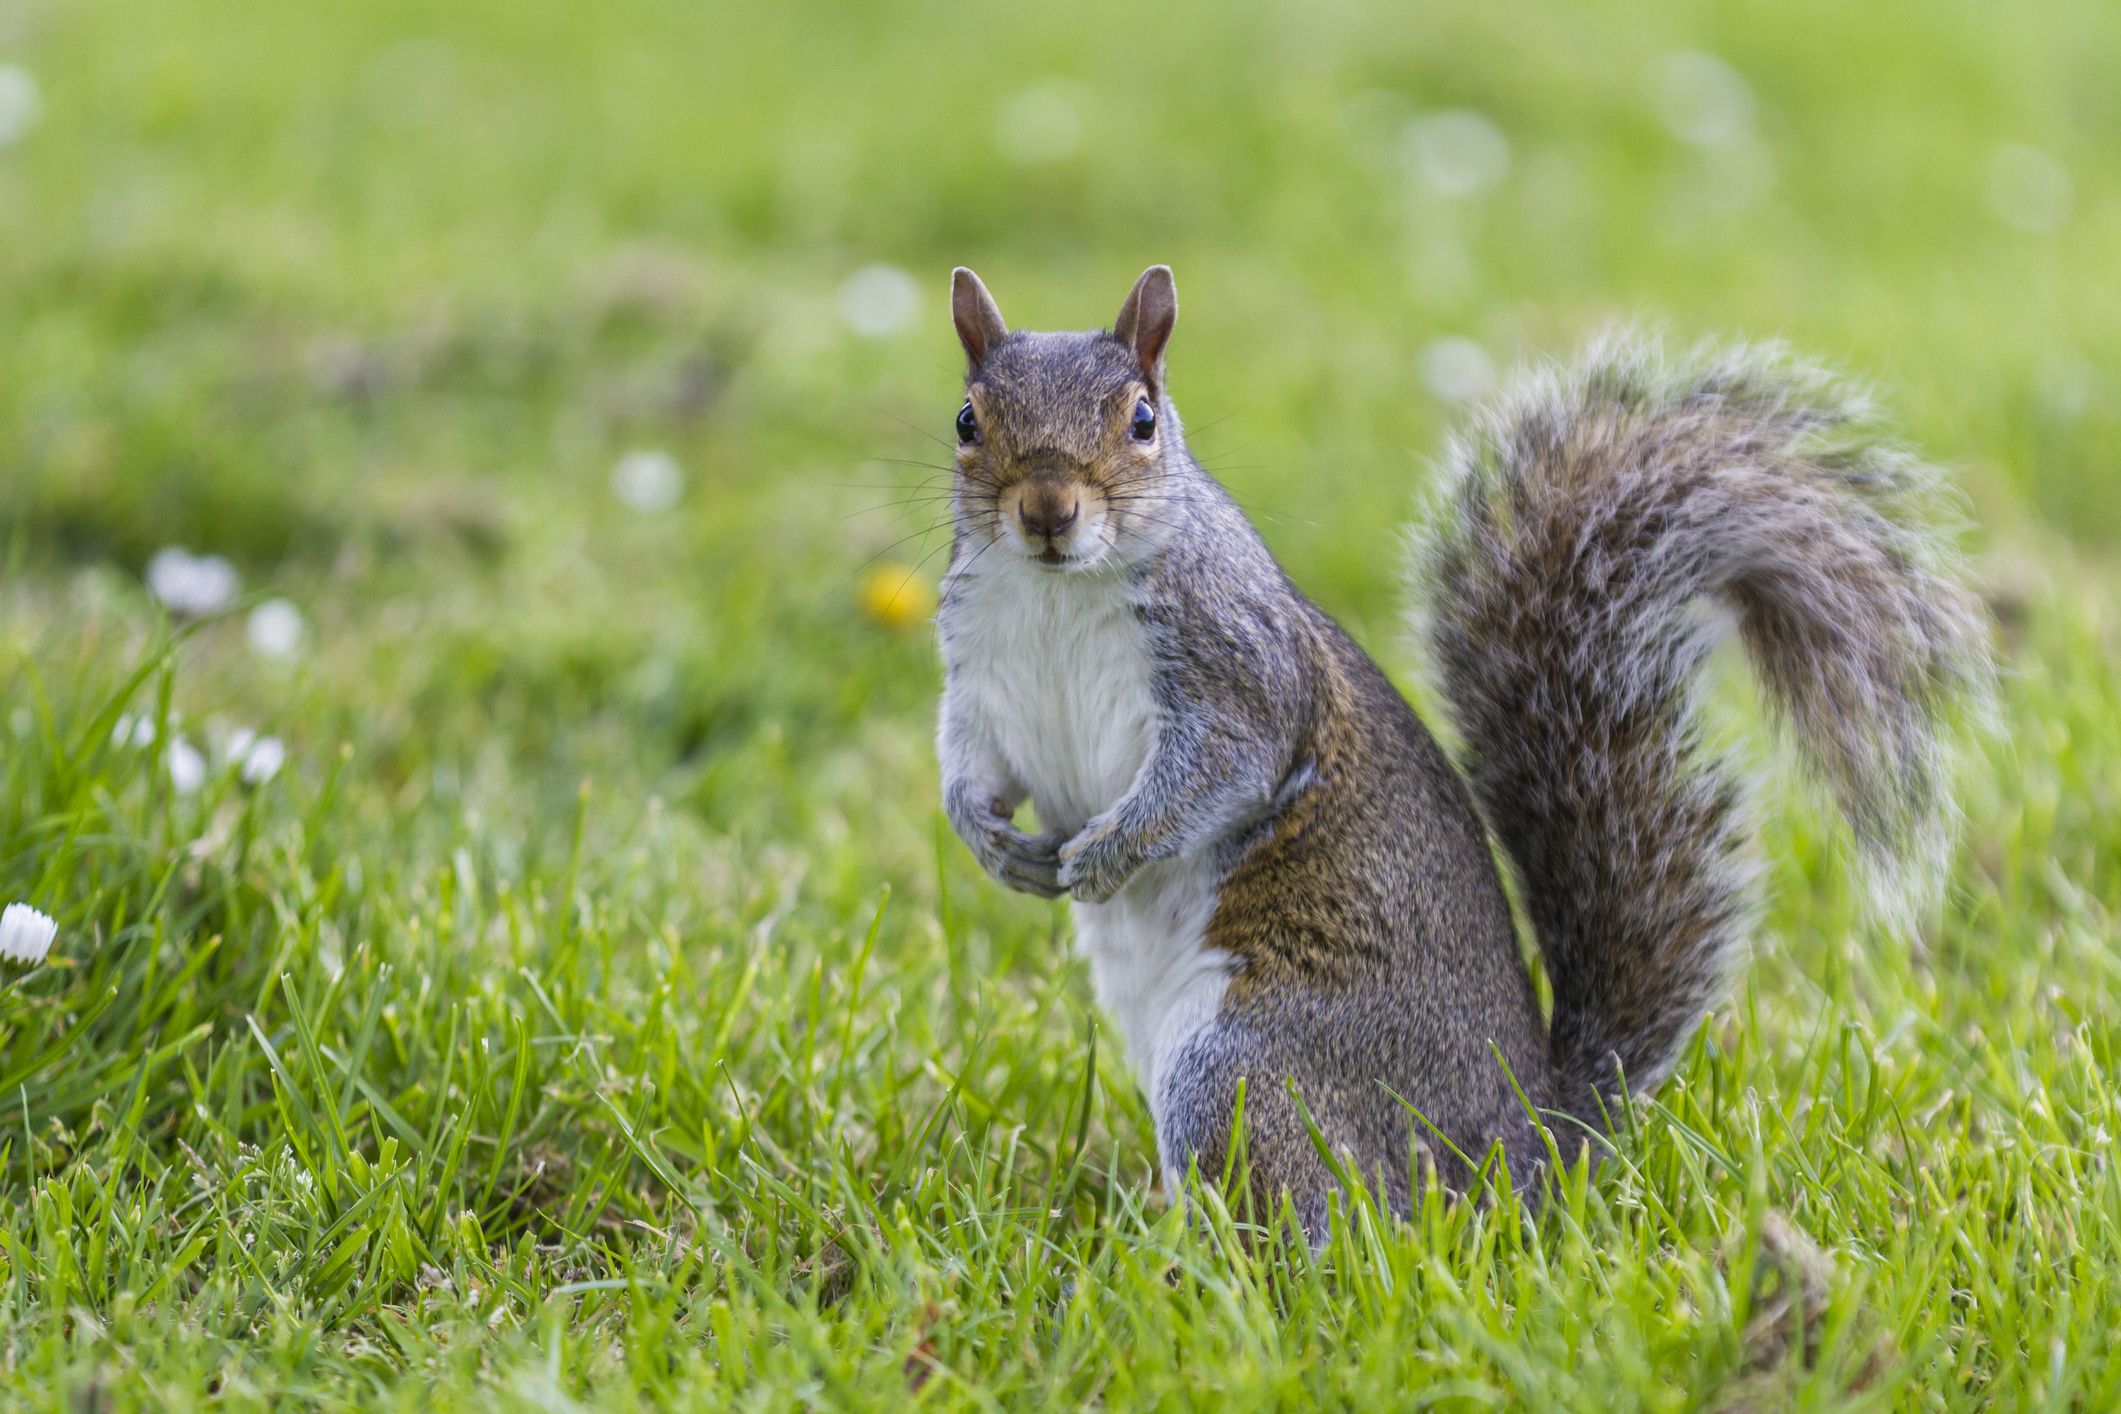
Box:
[951, 267, 1007, 369]
[1113, 265, 1178, 384]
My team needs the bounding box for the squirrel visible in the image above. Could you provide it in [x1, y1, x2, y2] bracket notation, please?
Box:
[933, 264, 1991, 1238]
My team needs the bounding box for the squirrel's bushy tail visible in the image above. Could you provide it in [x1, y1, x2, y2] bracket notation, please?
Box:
[1409, 336, 1992, 1105]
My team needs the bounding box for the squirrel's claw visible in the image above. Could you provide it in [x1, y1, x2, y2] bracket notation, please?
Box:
[985, 824, 1066, 899]
[1058, 826, 1133, 904]
[943, 779, 1067, 898]
[1063, 873, 1122, 905]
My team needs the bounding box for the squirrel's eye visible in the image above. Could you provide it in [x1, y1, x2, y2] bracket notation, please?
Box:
[955, 402, 980, 445]
[1131, 398, 1156, 441]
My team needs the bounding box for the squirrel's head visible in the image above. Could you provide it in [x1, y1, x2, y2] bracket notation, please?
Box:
[947, 265, 1182, 572]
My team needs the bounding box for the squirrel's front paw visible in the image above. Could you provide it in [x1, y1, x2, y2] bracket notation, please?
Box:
[945, 782, 1065, 898]
[1059, 823, 1136, 904]
[978, 822, 1067, 899]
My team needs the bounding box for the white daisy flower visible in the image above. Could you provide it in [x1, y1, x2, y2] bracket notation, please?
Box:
[167, 737, 207, 794]
[1987, 144, 2073, 233]
[0, 903, 57, 965]
[1651, 52, 1756, 150]
[0, 66, 38, 149]
[836, 264, 921, 340]
[112, 713, 159, 748]
[1402, 110, 1511, 196]
[995, 84, 1083, 164]
[228, 729, 286, 785]
[247, 598, 307, 660]
[610, 448, 683, 512]
[146, 547, 239, 617]
[1419, 337, 1497, 403]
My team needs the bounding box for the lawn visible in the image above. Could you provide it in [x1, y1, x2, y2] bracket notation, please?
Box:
[2, 0, 2119, 1407]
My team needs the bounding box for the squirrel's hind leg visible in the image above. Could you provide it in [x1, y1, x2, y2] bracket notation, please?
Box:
[1152, 1010, 1572, 1242]
[1154, 1019, 1406, 1246]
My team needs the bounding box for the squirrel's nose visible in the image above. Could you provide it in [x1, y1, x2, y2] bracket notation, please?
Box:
[1020, 494, 1080, 541]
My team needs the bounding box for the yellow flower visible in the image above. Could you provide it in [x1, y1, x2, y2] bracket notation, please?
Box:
[860, 563, 938, 628]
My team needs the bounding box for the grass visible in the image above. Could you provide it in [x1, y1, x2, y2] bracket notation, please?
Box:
[1, 0, 2119, 1406]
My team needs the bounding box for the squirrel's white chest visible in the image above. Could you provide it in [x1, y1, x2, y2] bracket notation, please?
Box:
[940, 562, 1159, 834]
[941, 560, 1234, 1100]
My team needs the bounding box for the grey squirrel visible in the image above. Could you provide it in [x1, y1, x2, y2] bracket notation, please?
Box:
[933, 264, 1990, 1237]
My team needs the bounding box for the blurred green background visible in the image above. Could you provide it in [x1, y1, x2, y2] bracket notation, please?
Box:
[6, 0, 2116, 590]
[5, 0, 2115, 832]
[3, 0, 2119, 1404]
